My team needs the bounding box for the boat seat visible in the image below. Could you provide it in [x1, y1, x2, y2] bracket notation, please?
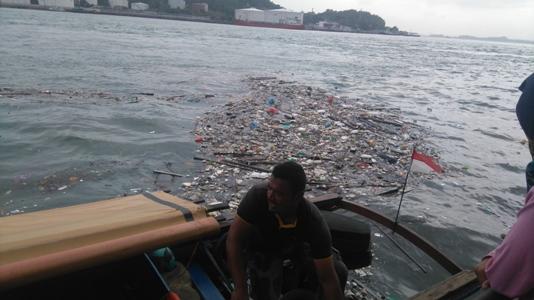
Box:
[0, 191, 220, 290]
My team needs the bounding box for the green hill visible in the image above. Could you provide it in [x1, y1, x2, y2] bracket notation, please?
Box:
[304, 9, 386, 31]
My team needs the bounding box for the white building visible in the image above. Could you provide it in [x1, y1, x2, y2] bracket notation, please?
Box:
[264, 8, 303, 25]
[235, 7, 264, 22]
[85, 0, 97, 5]
[38, 0, 74, 8]
[131, 2, 148, 10]
[0, 0, 31, 5]
[314, 21, 352, 32]
[108, 0, 127, 8]
[191, 2, 207, 13]
[168, 0, 185, 10]
[235, 7, 304, 29]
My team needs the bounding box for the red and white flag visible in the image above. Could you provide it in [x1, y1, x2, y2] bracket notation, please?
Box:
[410, 149, 443, 174]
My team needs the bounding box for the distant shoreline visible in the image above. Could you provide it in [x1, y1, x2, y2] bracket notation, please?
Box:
[427, 34, 534, 46]
[0, 5, 419, 37]
[0, 4, 227, 25]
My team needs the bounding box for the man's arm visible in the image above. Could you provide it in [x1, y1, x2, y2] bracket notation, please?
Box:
[313, 256, 344, 300]
[474, 257, 491, 288]
[474, 189, 534, 298]
[226, 215, 253, 300]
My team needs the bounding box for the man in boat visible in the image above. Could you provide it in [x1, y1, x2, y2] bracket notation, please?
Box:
[516, 72, 534, 191]
[474, 187, 534, 299]
[226, 161, 347, 300]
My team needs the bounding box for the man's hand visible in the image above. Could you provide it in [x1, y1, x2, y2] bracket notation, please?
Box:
[227, 215, 253, 300]
[231, 287, 248, 300]
[313, 256, 344, 300]
[475, 257, 491, 288]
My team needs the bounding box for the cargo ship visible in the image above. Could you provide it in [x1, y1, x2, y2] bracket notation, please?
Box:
[234, 8, 305, 30]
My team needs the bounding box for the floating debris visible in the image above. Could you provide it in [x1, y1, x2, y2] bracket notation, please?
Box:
[178, 77, 439, 207]
[0, 87, 219, 104]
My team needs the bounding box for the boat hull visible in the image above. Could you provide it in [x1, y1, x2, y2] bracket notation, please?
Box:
[234, 20, 304, 30]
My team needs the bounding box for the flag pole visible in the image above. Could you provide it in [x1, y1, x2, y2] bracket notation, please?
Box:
[393, 146, 415, 232]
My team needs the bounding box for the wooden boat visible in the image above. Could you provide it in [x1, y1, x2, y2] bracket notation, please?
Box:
[0, 191, 496, 299]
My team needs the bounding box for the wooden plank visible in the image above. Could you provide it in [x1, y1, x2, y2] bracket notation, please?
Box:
[0, 192, 207, 265]
[338, 200, 463, 274]
[410, 270, 478, 300]
[153, 170, 184, 177]
[0, 218, 220, 290]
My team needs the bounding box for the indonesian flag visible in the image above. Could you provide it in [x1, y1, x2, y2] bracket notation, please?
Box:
[411, 149, 443, 174]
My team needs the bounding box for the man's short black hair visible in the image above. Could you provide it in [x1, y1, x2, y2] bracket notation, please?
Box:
[272, 161, 307, 195]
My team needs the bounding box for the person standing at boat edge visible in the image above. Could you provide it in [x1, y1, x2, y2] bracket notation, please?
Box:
[474, 187, 534, 299]
[226, 161, 347, 300]
[473, 73, 534, 299]
[516, 72, 534, 191]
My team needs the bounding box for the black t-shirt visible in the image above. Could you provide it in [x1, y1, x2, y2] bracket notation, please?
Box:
[237, 183, 332, 259]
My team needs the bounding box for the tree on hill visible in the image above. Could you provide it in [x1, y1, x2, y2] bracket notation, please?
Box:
[304, 9, 386, 31]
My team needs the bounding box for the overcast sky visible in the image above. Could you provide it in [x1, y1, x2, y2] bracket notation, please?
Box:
[275, 0, 534, 40]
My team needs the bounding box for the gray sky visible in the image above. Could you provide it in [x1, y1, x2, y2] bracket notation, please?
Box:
[276, 0, 534, 40]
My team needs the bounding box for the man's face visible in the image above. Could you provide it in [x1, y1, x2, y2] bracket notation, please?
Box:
[267, 177, 298, 217]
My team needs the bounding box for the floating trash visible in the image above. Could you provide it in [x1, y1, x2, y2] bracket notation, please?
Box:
[178, 77, 439, 215]
[194, 135, 204, 143]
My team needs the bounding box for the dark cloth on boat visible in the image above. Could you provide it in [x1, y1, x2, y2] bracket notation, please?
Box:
[516, 73, 534, 147]
[247, 248, 347, 300]
[237, 183, 332, 259]
[474, 289, 511, 300]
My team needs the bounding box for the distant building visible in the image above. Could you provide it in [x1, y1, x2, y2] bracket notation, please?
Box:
[131, 2, 148, 10]
[191, 2, 207, 14]
[235, 7, 263, 22]
[168, 0, 185, 10]
[38, 0, 74, 8]
[84, 0, 96, 5]
[234, 7, 304, 30]
[264, 8, 303, 26]
[108, 0, 127, 8]
[311, 21, 352, 32]
[0, 0, 31, 5]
